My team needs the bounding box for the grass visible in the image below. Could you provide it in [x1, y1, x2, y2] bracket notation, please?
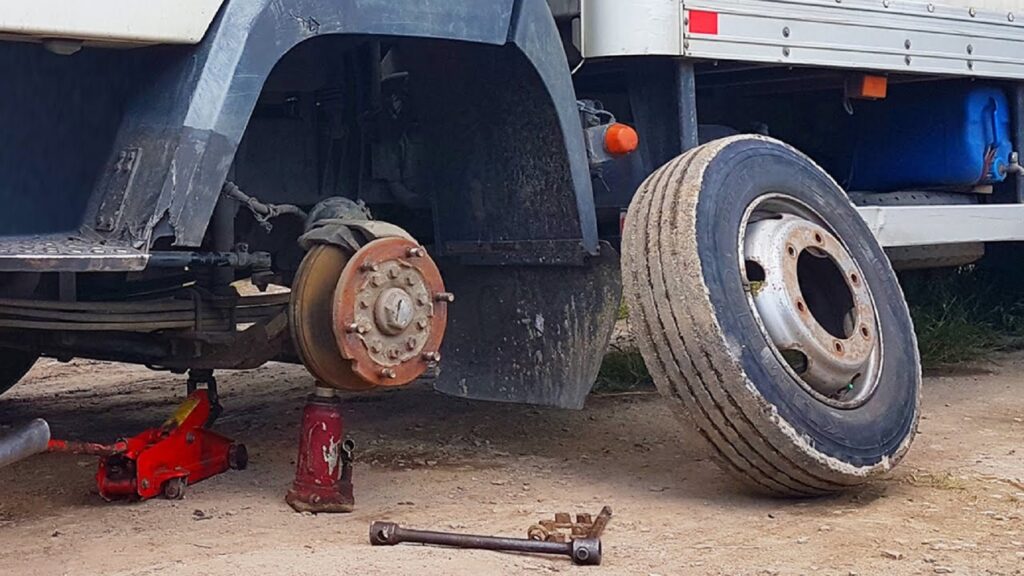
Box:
[595, 260, 1024, 392]
[593, 345, 653, 393]
[900, 263, 1024, 366]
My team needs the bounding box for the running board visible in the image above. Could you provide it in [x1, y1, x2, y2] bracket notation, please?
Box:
[857, 204, 1024, 248]
[0, 235, 147, 272]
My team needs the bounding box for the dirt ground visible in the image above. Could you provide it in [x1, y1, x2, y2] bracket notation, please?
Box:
[1, 351, 1023, 576]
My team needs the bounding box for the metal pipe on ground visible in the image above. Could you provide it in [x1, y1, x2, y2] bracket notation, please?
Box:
[0, 419, 50, 469]
[369, 521, 602, 566]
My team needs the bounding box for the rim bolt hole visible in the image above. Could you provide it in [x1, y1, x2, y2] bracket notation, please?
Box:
[834, 341, 844, 353]
[787, 245, 797, 257]
[850, 273, 859, 285]
[861, 326, 870, 338]
[814, 233, 823, 244]
[796, 300, 806, 312]
[745, 260, 766, 283]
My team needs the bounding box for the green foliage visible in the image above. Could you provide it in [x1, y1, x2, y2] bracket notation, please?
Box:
[900, 263, 1024, 366]
[594, 346, 653, 393]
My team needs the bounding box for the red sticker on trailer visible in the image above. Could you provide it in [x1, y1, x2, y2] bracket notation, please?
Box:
[689, 10, 719, 35]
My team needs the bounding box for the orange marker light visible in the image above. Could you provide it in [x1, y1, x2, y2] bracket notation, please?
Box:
[604, 123, 639, 156]
[847, 74, 888, 100]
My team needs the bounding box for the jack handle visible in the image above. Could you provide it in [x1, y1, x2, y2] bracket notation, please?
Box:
[0, 419, 50, 469]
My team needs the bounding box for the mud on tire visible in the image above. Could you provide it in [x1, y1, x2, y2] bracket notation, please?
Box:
[621, 135, 921, 496]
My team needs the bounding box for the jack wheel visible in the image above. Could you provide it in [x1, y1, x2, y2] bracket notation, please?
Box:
[228, 444, 249, 471]
[162, 477, 188, 500]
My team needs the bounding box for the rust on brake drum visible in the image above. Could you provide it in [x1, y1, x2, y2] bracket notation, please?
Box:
[332, 237, 449, 388]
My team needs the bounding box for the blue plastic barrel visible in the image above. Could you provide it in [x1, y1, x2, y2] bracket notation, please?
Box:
[849, 84, 1012, 191]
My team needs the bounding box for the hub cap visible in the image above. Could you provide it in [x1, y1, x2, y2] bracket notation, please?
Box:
[742, 200, 882, 408]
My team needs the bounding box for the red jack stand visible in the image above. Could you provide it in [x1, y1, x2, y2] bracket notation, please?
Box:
[48, 389, 247, 501]
[286, 386, 354, 513]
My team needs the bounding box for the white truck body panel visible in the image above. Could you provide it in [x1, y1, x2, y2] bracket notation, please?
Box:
[582, 0, 1024, 79]
[857, 205, 1024, 247]
[0, 0, 224, 45]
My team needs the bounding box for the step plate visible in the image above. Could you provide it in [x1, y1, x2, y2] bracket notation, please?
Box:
[0, 235, 147, 272]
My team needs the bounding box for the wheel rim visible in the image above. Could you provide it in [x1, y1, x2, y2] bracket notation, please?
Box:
[739, 194, 882, 409]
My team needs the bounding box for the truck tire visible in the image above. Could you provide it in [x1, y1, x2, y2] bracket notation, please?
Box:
[0, 349, 38, 397]
[622, 135, 920, 495]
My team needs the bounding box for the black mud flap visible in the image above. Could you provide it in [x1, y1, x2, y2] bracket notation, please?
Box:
[434, 245, 621, 409]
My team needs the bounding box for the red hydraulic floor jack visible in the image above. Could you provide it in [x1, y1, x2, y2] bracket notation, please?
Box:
[0, 379, 246, 501]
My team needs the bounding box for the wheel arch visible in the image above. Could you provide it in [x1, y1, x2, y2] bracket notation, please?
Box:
[104, 0, 597, 255]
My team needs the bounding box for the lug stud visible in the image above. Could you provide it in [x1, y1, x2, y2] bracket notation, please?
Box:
[407, 247, 424, 258]
[423, 352, 441, 363]
[434, 292, 455, 303]
[380, 368, 397, 379]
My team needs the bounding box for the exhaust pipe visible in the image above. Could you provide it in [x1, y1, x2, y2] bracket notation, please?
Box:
[0, 419, 50, 469]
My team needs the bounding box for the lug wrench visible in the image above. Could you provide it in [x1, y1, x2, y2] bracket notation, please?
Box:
[369, 521, 602, 566]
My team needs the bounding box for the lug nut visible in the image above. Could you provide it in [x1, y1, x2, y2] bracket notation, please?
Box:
[361, 262, 379, 272]
[380, 368, 397, 379]
[346, 323, 370, 335]
[388, 268, 400, 280]
[407, 247, 424, 258]
[416, 319, 429, 330]
[422, 352, 441, 363]
[434, 292, 455, 303]
[406, 338, 418, 351]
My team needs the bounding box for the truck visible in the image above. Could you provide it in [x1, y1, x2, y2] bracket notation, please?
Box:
[0, 0, 1020, 496]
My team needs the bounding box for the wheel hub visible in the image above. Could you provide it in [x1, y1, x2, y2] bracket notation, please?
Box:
[374, 288, 416, 335]
[290, 236, 449, 391]
[334, 237, 449, 387]
[743, 213, 881, 405]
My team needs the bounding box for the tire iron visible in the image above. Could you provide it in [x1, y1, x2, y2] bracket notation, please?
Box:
[369, 521, 603, 566]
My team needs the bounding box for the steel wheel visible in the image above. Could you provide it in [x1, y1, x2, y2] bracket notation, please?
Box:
[622, 135, 920, 496]
[741, 199, 882, 409]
